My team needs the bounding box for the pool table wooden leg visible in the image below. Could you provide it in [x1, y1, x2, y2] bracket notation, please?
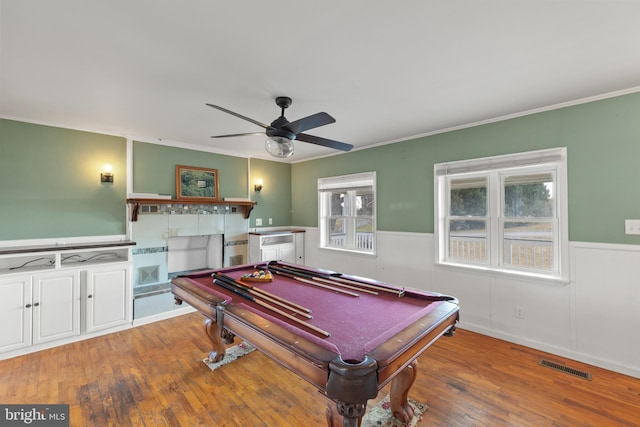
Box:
[203, 318, 227, 363]
[389, 359, 417, 423]
[325, 401, 364, 427]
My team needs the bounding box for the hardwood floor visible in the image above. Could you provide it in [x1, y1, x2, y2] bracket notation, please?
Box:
[1, 312, 639, 426]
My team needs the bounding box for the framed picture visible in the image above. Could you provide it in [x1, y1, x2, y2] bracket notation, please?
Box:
[176, 165, 219, 201]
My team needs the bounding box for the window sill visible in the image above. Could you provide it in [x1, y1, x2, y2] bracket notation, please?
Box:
[435, 261, 570, 286]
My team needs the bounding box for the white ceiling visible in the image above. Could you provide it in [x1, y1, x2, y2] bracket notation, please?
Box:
[2, 1, 640, 162]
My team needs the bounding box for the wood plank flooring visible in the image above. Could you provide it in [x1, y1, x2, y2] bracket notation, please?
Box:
[1, 312, 639, 426]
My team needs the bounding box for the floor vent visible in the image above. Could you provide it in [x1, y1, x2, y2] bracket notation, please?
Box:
[539, 359, 592, 380]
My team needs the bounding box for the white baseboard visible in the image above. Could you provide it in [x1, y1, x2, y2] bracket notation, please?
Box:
[132, 305, 196, 327]
[458, 322, 640, 379]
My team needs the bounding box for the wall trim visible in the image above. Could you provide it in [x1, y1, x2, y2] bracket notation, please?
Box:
[296, 226, 640, 253]
[569, 240, 640, 252]
[132, 306, 196, 327]
[459, 322, 640, 379]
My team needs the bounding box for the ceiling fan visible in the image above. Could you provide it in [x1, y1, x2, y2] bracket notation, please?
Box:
[207, 97, 353, 158]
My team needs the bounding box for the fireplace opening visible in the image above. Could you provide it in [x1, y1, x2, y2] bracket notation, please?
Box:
[167, 234, 224, 274]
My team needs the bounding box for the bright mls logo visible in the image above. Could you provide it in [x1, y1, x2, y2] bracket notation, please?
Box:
[0, 405, 69, 426]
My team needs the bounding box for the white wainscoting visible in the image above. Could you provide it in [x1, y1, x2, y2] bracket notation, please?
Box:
[300, 227, 640, 379]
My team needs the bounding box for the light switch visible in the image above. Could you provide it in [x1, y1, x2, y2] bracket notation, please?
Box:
[624, 219, 640, 235]
[255, 218, 262, 226]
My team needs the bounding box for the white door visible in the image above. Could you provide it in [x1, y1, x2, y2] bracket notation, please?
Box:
[33, 271, 80, 344]
[85, 264, 131, 333]
[261, 247, 279, 262]
[0, 275, 32, 353]
[279, 244, 296, 263]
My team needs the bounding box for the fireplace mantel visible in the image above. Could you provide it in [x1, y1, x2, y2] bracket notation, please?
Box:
[126, 198, 257, 221]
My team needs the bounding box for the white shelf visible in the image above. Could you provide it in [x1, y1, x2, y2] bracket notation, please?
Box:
[0, 241, 135, 276]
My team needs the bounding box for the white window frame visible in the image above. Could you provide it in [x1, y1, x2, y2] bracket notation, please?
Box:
[434, 148, 569, 283]
[318, 172, 376, 255]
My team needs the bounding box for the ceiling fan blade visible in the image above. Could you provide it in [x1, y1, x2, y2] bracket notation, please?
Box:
[283, 112, 335, 135]
[211, 132, 265, 138]
[296, 133, 353, 152]
[206, 103, 270, 129]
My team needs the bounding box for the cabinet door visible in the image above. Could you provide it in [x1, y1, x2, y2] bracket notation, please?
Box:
[294, 232, 305, 265]
[0, 276, 32, 353]
[85, 264, 131, 333]
[279, 244, 296, 263]
[32, 271, 80, 345]
[261, 247, 280, 262]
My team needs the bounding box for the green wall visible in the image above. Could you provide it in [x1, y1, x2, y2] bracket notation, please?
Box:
[3, 90, 639, 245]
[292, 92, 640, 245]
[249, 158, 292, 228]
[0, 119, 127, 240]
[130, 142, 293, 229]
[132, 141, 249, 198]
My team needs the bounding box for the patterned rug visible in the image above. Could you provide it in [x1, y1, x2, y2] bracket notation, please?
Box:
[362, 394, 427, 427]
[202, 342, 256, 370]
[203, 344, 426, 426]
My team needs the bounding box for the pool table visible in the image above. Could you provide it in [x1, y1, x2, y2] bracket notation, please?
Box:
[171, 262, 459, 427]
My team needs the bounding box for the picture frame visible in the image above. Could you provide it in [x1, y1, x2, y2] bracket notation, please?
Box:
[176, 165, 219, 201]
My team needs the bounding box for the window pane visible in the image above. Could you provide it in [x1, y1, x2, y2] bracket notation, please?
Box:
[355, 218, 374, 250]
[449, 219, 487, 262]
[503, 221, 553, 270]
[329, 192, 346, 216]
[355, 190, 374, 216]
[329, 217, 346, 247]
[319, 172, 376, 254]
[504, 173, 553, 218]
[450, 178, 487, 216]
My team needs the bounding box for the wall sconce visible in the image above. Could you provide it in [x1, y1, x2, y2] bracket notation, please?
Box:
[254, 178, 263, 192]
[101, 164, 114, 183]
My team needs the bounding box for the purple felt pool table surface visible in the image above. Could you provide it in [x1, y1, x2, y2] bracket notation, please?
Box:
[171, 262, 459, 427]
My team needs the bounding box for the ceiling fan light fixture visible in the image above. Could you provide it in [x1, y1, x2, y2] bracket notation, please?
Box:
[265, 136, 294, 158]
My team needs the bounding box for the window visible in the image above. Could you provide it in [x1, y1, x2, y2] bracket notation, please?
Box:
[435, 148, 568, 281]
[318, 172, 376, 254]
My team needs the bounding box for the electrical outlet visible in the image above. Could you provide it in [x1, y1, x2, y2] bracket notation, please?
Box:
[625, 219, 640, 235]
[269, 218, 273, 225]
[515, 306, 525, 319]
[255, 218, 262, 226]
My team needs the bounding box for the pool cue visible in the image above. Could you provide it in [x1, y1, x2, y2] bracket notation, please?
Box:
[212, 279, 330, 337]
[269, 266, 360, 297]
[274, 265, 378, 295]
[212, 274, 312, 319]
[329, 276, 405, 297]
[273, 263, 405, 297]
[214, 272, 312, 313]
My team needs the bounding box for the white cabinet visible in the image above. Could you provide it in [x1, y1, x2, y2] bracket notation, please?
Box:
[0, 240, 134, 358]
[294, 232, 305, 264]
[84, 263, 131, 333]
[0, 275, 32, 353]
[33, 270, 81, 345]
[0, 270, 80, 353]
[248, 231, 304, 264]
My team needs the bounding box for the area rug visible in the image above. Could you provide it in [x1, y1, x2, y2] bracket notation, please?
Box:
[362, 394, 427, 427]
[202, 342, 255, 371]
